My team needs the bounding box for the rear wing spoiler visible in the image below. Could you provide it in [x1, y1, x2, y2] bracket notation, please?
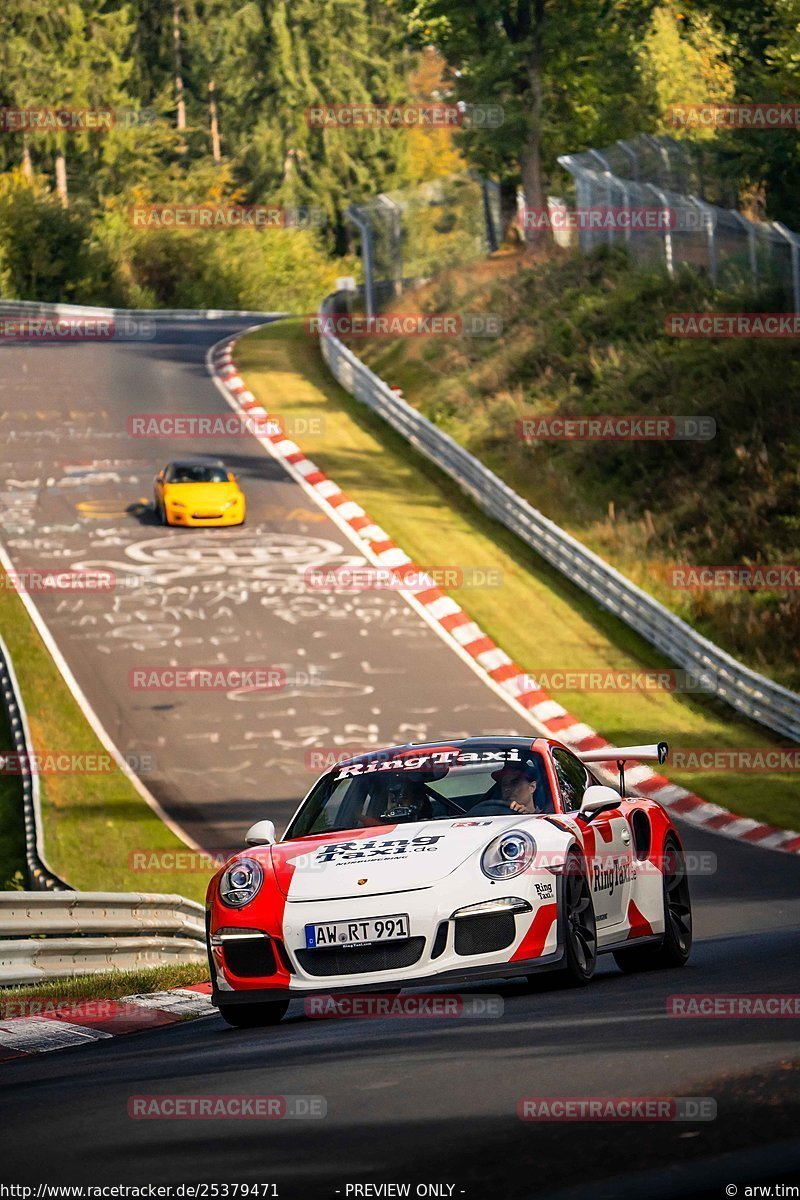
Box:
[576, 742, 668, 793]
[577, 743, 668, 766]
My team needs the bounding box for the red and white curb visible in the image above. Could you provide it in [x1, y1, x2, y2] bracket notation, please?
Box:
[207, 336, 800, 857]
[0, 984, 214, 1062]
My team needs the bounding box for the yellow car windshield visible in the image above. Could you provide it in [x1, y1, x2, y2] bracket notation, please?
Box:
[166, 465, 229, 484]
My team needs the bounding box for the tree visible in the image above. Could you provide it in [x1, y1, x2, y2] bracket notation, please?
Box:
[0, 0, 136, 206]
[639, 4, 735, 139]
[403, 0, 656, 241]
[661, 0, 799, 224]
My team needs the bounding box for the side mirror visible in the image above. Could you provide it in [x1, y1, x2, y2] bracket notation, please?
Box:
[579, 785, 621, 819]
[245, 819, 276, 846]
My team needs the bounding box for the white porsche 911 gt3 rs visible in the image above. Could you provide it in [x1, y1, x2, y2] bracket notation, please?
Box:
[206, 736, 692, 1027]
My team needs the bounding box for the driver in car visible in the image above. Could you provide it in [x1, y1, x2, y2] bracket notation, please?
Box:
[379, 774, 432, 823]
[470, 758, 549, 817]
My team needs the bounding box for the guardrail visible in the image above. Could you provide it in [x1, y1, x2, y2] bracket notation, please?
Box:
[0, 298, 283, 320]
[0, 635, 69, 891]
[0, 892, 206, 985]
[318, 293, 800, 743]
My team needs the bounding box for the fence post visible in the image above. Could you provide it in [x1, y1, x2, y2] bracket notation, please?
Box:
[616, 139, 640, 181]
[691, 196, 718, 286]
[773, 222, 800, 313]
[377, 194, 403, 297]
[647, 184, 674, 277]
[558, 155, 592, 252]
[346, 204, 376, 317]
[643, 133, 672, 189]
[620, 180, 632, 246]
[588, 149, 615, 246]
[731, 211, 758, 291]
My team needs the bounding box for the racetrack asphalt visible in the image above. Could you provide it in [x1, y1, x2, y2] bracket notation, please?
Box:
[0, 317, 524, 849]
[0, 317, 798, 1196]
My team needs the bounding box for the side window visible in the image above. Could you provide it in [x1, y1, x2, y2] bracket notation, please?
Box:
[552, 749, 589, 812]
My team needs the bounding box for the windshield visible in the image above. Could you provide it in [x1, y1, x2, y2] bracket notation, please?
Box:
[285, 745, 554, 838]
[166, 464, 229, 484]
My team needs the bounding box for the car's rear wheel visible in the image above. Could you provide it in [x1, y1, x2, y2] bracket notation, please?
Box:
[612, 835, 692, 972]
[217, 997, 289, 1028]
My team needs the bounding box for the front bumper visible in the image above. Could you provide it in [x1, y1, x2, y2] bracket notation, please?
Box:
[208, 886, 563, 1007]
[166, 508, 244, 527]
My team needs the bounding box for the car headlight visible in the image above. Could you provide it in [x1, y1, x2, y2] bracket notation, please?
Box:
[481, 831, 536, 880]
[169, 500, 186, 509]
[222, 497, 242, 509]
[219, 857, 263, 907]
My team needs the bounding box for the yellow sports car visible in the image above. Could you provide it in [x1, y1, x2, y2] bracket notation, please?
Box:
[153, 457, 246, 527]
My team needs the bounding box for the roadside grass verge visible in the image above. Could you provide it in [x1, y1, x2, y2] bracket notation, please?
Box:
[0, 575, 211, 900]
[0, 691, 26, 890]
[357, 248, 800, 691]
[235, 318, 799, 830]
[0, 963, 209, 1006]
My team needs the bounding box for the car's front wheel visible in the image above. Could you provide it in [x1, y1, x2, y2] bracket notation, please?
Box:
[529, 849, 596, 990]
[217, 997, 289, 1028]
[612, 835, 692, 973]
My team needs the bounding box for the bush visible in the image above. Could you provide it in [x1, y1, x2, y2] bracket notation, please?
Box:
[0, 171, 354, 312]
[0, 172, 118, 302]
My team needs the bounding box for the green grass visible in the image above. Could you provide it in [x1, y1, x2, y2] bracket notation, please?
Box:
[358, 247, 800, 691]
[0, 963, 208, 1007]
[0, 577, 211, 900]
[0, 689, 26, 890]
[235, 317, 800, 831]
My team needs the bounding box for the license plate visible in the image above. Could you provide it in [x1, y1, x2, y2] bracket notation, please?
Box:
[305, 914, 410, 949]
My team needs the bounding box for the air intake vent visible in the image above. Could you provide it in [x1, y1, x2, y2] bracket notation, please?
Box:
[454, 912, 516, 956]
[296, 937, 425, 977]
[223, 934, 277, 978]
[431, 922, 449, 959]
